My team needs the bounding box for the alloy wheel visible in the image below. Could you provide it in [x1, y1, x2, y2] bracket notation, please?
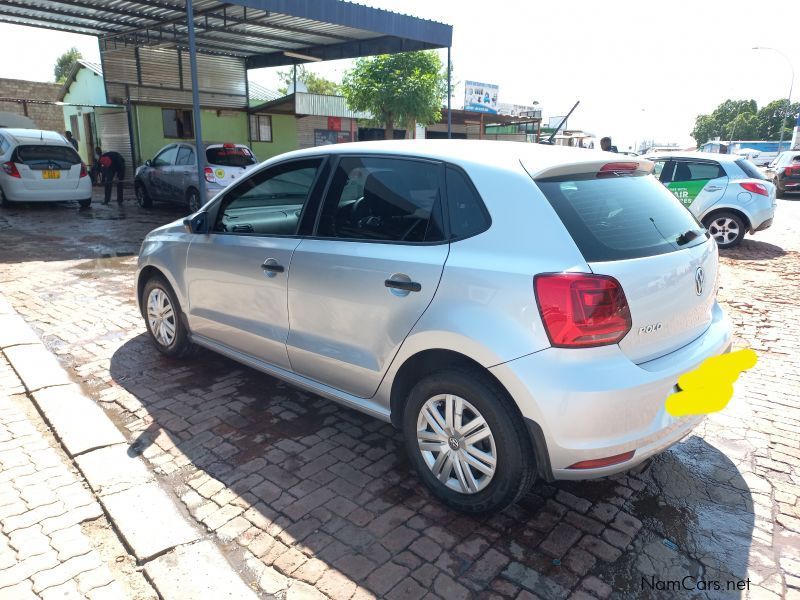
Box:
[707, 217, 740, 246]
[146, 288, 176, 347]
[416, 394, 497, 494]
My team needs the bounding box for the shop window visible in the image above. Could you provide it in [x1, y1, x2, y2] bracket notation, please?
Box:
[162, 108, 194, 139]
[249, 114, 273, 142]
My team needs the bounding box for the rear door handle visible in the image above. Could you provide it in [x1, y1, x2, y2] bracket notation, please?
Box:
[705, 186, 722, 192]
[385, 279, 421, 292]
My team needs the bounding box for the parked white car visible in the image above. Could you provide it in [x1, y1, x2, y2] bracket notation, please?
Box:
[0, 129, 92, 208]
[136, 140, 732, 512]
[645, 151, 776, 247]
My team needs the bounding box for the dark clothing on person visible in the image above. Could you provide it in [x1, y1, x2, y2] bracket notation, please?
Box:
[67, 137, 78, 150]
[99, 151, 125, 204]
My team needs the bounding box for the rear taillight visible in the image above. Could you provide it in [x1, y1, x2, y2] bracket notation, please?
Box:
[597, 162, 639, 178]
[204, 166, 215, 183]
[79, 162, 88, 178]
[2, 161, 20, 178]
[784, 166, 800, 177]
[534, 273, 632, 348]
[739, 182, 768, 196]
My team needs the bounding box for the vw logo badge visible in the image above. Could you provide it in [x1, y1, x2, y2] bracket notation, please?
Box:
[448, 437, 460, 451]
[695, 267, 705, 296]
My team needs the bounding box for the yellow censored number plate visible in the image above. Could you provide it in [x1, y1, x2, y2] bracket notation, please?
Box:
[666, 349, 757, 417]
[42, 170, 60, 179]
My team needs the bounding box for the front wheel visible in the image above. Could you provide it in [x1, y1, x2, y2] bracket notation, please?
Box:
[187, 188, 202, 213]
[703, 212, 745, 248]
[135, 182, 152, 208]
[78, 199, 91, 208]
[142, 276, 194, 358]
[402, 369, 536, 513]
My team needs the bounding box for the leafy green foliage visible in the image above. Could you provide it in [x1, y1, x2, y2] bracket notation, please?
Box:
[54, 47, 82, 83]
[692, 98, 799, 145]
[341, 51, 447, 139]
[277, 65, 340, 96]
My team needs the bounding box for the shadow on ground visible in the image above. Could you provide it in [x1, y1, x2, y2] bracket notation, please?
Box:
[107, 333, 755, 599]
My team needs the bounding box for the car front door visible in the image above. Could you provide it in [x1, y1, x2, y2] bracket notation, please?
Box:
[663, 159, 728, 217]
[147, 145, 178, 200]
[286, 156, 449, 398]
[184, 158, 325, 370]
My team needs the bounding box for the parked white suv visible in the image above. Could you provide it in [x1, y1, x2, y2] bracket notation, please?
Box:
[0, 129, 92, 208]
[136, 141, 732, 512]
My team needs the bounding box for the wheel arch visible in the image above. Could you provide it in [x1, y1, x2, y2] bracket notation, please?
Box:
[702, 205, 751, 230]
[136, 265, 185, 323]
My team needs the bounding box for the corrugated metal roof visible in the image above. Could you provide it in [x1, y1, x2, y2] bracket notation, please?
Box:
[0, 1, 452, 68]
[58, 59, 105, 101]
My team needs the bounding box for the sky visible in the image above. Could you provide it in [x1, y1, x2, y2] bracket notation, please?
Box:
[1, 0, 797, 150]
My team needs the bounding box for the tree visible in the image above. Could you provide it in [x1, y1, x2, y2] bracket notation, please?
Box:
[691, 99, 756, 146]
[276, 65, 340, 95]
[692, 98, 800, 146]
[341, 51, 447, 140]
[54, 47, 82, 83]
[756, 99, 800, 141]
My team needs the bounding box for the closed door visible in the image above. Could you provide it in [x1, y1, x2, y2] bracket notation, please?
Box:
[664, 160, 728, 217]
[287, 156, 449, 398]
[185, 158, 324, 369]
[174, 145, 196, 198]
[148, 145, 178, 199]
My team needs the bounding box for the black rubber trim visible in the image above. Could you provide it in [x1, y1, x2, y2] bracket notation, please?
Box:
[523, 417, 554, 482]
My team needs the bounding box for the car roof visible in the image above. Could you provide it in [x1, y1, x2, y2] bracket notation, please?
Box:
[267, 139, 653, 178]
[644, 151, 741, 162]
[0, 129, 70, 146]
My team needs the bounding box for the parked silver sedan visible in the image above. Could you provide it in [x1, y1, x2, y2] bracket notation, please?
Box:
[134, 142, 258, 212]
[136, 141, 732, 512]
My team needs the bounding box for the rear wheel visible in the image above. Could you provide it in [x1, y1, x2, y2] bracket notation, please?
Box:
[0, 188, 9, 208]
[78, 199, 91, 208]
[703, 211, 745, 248]
[135, 182, 152, 208]
[187, 188, 201, 213]
[142, 276, 194, 358]
[402, 369, 536, 513]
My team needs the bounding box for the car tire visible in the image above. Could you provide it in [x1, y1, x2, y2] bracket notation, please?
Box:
[142, 275, 195, 358]
[135, 182, 152, 208]
[187, 188, 201, 213]
[402, 368, 536, 513]
[776, 186, 785, 199]
[703, 211, 745, 248]
[0, 188, 9, 208]
[78, 199, 91, 208]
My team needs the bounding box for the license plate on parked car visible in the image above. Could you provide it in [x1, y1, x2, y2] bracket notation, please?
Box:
[42, 170, 60, 179]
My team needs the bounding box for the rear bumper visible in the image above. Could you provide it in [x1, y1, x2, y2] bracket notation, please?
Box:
[490, 301, 732, 480]
[754, 218, 773, 232]
[2, 178, 91, 202]
[747, 202, 775, 234]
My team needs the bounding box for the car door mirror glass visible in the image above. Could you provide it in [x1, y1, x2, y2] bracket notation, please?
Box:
[144, 159, 152, 167]
[183, 211, 208, 234]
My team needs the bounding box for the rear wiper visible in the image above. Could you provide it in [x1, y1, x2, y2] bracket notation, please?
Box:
[675, 229, 703, 246]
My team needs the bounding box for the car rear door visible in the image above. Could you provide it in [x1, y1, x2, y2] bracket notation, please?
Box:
[663, 159, 728, 218]
[184, 158, 326, 370]
[147, 145, 178, 200]
[174, 145, 196, 198]
[286, 156, 449, 398]
[532, 163, 718, 364]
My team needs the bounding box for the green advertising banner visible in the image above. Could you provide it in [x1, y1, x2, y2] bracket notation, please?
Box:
[665, 180, 709, 207]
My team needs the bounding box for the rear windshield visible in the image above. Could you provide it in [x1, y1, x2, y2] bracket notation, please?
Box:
[735, 159, 766, 180]
[536, 173, 707, 262]
[14, 145, 80, 168]
[206, 146, 256, 168]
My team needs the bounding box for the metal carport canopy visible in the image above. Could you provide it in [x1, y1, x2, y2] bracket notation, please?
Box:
[0, 0, 452, 66]
[1, 0, 453, 203]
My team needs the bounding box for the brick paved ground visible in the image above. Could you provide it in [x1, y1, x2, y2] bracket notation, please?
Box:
[0, 352, 156, 599]
[0, 192, 798, 599]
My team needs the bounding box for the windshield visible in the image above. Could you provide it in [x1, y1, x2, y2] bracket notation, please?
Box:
[536, 172, 707, 261]
[206, 146, 256, 168]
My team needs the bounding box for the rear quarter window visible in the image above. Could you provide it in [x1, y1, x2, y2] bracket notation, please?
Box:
[536, 173, 707, 261]
[735, 159, 766, 180]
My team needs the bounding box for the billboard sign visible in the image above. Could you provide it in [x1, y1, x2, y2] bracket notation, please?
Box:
[464, 81, 499, 114]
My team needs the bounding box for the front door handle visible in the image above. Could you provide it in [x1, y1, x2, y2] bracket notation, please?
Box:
[261, 260, 284, 273]
[385, 279, 421, 292]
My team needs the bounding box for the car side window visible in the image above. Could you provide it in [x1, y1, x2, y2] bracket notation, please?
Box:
[0, 135, 7, 155]
[316, 156, 445, 243]
[651, 160, 666, 179]
[654, 160, 675, 183]
[213, 159, 322, 236]
[445, 166, 490, 239]
[153, 146, 178, 167]
[674, 161, 725, 181]
[175, 146, 195, 166]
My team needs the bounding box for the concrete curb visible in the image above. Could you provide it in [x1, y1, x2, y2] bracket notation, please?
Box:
[0, 292, 259, 600]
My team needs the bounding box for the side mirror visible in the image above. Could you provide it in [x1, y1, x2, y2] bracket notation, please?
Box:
[144, 159, 152, 167]
[183, 211, 208, 234]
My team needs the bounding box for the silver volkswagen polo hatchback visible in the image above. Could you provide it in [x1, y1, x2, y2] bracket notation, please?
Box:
[136, 140, 732, 513]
